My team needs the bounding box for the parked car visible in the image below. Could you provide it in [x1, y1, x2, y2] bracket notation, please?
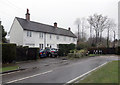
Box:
[39, 49, 47, 58]
[50, 48, 58, 57]
[45, 47, 58, 57]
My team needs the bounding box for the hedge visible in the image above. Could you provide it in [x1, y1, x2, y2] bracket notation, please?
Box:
[116, 46, 120, 55]
[27, 48, 39, 60]
[58, 43, 75, 56]
[2, 44, 39, 63]
[88, 47, 116, 54]
[16, 46, 29, 61]
[2, 43, 16, 63]
[16, 46, 39, 61]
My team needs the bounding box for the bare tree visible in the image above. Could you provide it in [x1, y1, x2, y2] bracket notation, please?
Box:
[75, 18, 81, 42]
[87, 14, 109, 46]
[81, 18, 89, 40]
[106, 19, 117, 48]
[75, 18, 89, 42]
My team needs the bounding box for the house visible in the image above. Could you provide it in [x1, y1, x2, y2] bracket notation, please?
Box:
[10, 9, 77, 49]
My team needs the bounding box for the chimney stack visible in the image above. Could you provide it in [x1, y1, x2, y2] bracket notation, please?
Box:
[54, 22, 57, 28]
[68, 27, 71, 31]
[26, 9, 30, 21]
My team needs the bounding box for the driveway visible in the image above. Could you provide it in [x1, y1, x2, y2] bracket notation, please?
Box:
[2, 55, 119, 84]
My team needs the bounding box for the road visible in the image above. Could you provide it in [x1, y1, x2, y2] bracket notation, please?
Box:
[2, 56, 118, 84]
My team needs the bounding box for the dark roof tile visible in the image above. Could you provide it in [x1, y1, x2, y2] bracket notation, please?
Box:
[16, 17, 77, 38]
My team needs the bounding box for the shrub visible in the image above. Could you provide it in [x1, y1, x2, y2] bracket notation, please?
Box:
[58, 43, 75, 56]
[77, 42, 90, 50]
[116, 46, 120, 55]
[2, 43, 16, 63]
[68, 49, 88, 58]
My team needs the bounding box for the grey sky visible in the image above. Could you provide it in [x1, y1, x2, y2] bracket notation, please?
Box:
[0, 0, 119, 39]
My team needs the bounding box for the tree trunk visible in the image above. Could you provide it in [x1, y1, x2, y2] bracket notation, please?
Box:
[107, 27, 109, 48]
[100, 31, 102, 43]
[113, 31, 115, 48]
[90, 25, 92, 38]
[96, 30, 98, 45]
[77, 24, 80, 42]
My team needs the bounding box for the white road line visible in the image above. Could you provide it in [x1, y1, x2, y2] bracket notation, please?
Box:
[6, 70, 53, 83]
[66, 62, 108, 83]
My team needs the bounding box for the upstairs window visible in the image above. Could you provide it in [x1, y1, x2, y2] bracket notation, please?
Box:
[69, 37, 71, 41]
[50, 34, 52, 39]
[64, 36, 66, 41]
[27, 31, 32, 37]
[56, 35, 59, 40]
[39, 32, 43, 38]
[73, 38, 75, 42]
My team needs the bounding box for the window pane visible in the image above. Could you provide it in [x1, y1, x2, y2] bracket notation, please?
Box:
[30, 31, 32, 37]
[27, 31, 29, 36]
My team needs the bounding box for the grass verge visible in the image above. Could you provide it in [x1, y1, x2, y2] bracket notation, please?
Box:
[78, 61, 119, 83]
[0, 66, 19, 72]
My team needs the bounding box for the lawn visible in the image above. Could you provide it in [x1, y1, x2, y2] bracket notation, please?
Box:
[88, 54, 102, 57]
[78, 61, 119, 83]
[0, 65, 19, 72]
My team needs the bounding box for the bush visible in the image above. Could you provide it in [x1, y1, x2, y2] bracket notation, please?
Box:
[116, 46, 120, 55]
[58, 43, 75, 56]
[2, 43, 16, 63]
[77, 42, 90, 50]
[68, 49, 88, 58]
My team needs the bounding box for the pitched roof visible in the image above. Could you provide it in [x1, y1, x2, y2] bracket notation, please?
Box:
[16, 17, 77, 38]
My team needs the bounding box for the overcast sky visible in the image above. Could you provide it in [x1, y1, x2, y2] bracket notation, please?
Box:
[0, 0, 119, 39]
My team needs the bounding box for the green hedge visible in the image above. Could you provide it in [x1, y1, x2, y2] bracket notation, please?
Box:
[58, 43, 75, 56]
[88, 47, 116, 54]
[116, 46, 120, 55]
[16, 46, 39, 61]
[2, 43, 16, 63]
[16, 46, 29, 61]
[27, 48, 39, 60]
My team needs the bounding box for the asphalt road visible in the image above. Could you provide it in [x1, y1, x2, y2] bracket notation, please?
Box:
[2, 56, 118, 84]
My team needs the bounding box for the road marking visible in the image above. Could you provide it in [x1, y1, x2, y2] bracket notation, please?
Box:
[6, 70, 53, 83]
[66, 62, 108, 84]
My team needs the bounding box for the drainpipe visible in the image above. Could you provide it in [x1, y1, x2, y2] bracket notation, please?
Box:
[44, 33, 46, 49]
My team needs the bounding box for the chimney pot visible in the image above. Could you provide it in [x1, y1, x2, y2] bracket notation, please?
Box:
[54, 22, 57, 28]
[68, 27, 71, 31]
[26, 9, 30, 21]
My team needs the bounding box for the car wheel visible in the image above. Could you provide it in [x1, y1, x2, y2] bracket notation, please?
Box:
[48, 54, 51, 57]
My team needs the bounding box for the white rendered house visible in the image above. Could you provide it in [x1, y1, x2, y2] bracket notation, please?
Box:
[10, 9, 77, 49]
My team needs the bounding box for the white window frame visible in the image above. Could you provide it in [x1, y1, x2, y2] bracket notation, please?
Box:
[39, 44, 44, 49]
[56, 35, 59, 40]
[27, 31, 32, 37]
[64, 36, 66, 41]
[39, 32, 43, 38]
[50, 34, 52, 39]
